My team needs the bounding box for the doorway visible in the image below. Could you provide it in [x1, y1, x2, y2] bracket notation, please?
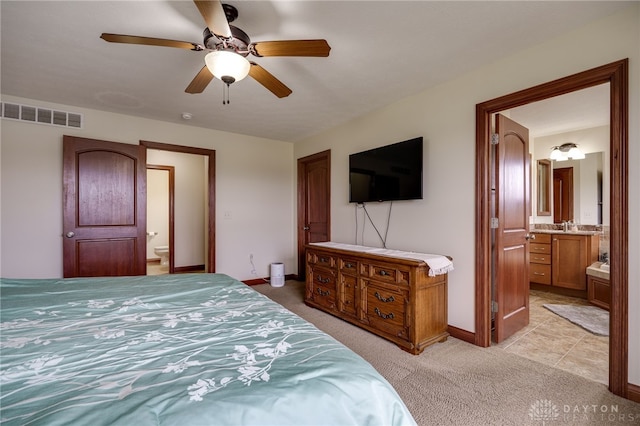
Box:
[147, 165, 175, 274]
[141, 140, 217, 273]
[297, 150, 331, 280]
[475, 60, 628, 397]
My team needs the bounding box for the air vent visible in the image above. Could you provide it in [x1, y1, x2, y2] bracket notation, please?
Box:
[1, 102, 83, 128]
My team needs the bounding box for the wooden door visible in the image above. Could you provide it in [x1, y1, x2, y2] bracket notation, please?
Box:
[553, 167, 573, 223]
[297, 150, 331, 280]
[493, 115, 530, 343]
[63, 136, 147, 277]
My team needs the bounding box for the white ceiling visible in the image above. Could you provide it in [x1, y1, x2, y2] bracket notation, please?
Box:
[1, 1, 624, 142]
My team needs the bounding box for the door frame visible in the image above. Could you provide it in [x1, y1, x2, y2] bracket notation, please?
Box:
[297, 150, 331, 280]
[475, 59, 628, 396]
[141, 140, 216, 273]
[147, 165, 176, 273]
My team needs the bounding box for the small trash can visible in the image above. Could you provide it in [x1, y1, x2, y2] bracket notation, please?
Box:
[270, 262, 285, 287]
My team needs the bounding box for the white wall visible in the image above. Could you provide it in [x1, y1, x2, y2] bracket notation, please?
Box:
[0, 97, 294, 280]
[294, 5, 639, 384]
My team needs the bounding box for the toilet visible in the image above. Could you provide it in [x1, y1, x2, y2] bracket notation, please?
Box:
[154, 246, 169, 266]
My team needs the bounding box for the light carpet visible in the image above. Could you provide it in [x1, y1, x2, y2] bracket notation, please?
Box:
[543, 303, 610, 336]
[253, 281, 639, 425]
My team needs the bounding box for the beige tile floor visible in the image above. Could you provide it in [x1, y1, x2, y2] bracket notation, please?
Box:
[146, 262, 206, 275]
[494, 289, 609, 385]
[147, 262, 168, 275]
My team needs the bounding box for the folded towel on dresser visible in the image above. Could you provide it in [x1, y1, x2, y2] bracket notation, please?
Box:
[309, 242, 454, 277]
[367, 248, 454, 276]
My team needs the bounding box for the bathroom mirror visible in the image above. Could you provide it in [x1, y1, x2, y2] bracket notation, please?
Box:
[536, 159, 551, 216]
[551, 151, 604, 225]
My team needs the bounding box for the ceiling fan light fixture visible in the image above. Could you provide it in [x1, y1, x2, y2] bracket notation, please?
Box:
[205, 50, 250, 84]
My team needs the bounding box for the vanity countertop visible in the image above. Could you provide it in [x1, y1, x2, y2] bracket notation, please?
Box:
[587, 261, 610, 280]
[531, 229, 600, 236]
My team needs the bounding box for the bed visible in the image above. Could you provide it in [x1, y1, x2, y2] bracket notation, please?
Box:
[0, 273, 416, 425]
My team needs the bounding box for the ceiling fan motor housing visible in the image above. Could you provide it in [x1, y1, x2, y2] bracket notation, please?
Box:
[203, 25, 251, 56]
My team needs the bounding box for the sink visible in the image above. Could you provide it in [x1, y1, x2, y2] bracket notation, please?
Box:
[600, 263, 610, 271]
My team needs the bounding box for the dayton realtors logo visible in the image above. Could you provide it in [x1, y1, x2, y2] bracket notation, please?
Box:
[529, 399, 560, 424]
[529, 399, 640, 423]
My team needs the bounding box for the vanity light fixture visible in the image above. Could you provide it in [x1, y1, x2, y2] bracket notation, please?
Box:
[549, 143, 586, 161]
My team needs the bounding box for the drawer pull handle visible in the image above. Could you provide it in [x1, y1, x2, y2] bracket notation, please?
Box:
[374, 307, 394, 320]
[378, 270, 389, 276]
[316, 275, 330, 284]
[316, 288, 330, 297]
[345, 262, 354, 268]
[533, 272, 546, 276]
[319, 257, 329, 263]
[374, 292, 395, 303]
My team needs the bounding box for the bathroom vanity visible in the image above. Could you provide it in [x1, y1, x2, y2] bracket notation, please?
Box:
[587, 262, 610, 311]
[530, 230, 600, 294]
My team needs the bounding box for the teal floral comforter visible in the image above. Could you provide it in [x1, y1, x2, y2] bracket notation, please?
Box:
[0, 274, 415, 425]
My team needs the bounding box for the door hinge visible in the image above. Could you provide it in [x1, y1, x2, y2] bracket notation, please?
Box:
[491, 301, 499, 313]
[491, 134, 499, 145]
[490, 217, 499, 229]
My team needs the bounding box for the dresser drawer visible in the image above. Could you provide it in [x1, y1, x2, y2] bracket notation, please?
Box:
[529, 263, 551, 285]
[339, 274, 357, 317]
[364, 283, 408, 339]
[530, 243, 551, 255]
[366, 262, 410, 286]
[307, 267, 337, 310]
[530, 253, 551, 264]
[339, 257, 359, 275]
[307, 250, 336, 268]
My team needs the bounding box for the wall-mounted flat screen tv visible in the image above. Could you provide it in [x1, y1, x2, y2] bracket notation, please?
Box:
[349, 137, 423, 203]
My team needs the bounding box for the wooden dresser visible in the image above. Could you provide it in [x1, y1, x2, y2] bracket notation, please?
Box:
[305, 243, 450, 354]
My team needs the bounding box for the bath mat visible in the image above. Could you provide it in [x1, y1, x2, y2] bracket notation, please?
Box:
[543, 304, 609, 336]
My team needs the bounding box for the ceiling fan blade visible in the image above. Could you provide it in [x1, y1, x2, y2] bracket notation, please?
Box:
[100, 33, 203, 51]
[193, 0, 231, 38]
[248, 63, 292, 98]
[185, 66, 214, 94]
[251, 40, 331, 57]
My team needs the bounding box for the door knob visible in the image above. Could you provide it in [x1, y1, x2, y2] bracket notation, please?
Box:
[65, 231, 75, 238]
[303, 226, 310, 230]
[525, 234, 535, 240]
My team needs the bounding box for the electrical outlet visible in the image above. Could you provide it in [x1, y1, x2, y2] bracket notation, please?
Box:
[223, 210, 232, 220]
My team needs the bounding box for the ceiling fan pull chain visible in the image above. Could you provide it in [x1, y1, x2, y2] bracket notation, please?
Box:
[223, 83, 230, 105]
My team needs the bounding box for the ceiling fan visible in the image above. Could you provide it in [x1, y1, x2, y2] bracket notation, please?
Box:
[100, 0, 331, 100]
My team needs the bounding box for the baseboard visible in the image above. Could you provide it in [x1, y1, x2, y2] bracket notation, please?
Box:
[243, 274, 297, 286]
[447, 324, 475, 344]
[627, 383, 640, 403]
[146, 258, 161, 264]
[174, 264, 205, 273]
